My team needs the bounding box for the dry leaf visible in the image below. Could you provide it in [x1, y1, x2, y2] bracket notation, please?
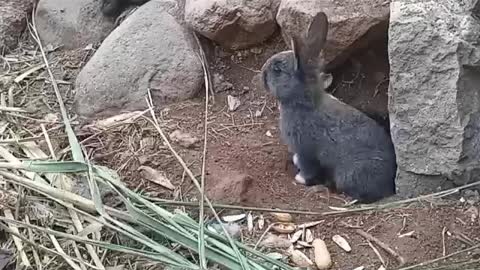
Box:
[297, 241, 313, 248]
[247, 212, 254, 233]
[272, 223, 296, 234]
[272, 212, 293, 223]
[227, 95, 241, 111]
[313, 239, 332, 269]
[332, 234, 351, 252]
[258, 215, 265, 230]
[290, 230, 303, 243]
[305, 229, 314, 243]
[222, 213, 246, 223]
[138, 166, 175, 190]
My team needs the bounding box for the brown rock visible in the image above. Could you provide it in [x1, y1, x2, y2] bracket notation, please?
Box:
[206, 167, 253, 204]
[0, 0, 34, 52]
[185, 0, 278, 49]
[35, 0, 115, 49]
[276, 0, 389, 68]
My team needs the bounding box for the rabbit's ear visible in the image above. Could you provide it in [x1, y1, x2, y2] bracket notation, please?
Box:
[304, 12, 329, 59]
[291, 38, 301, 71]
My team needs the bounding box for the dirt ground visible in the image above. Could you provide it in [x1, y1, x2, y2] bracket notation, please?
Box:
[3, 29, 480, 269]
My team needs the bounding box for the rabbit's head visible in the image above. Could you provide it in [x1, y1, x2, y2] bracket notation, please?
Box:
[261, 12, 329, 104]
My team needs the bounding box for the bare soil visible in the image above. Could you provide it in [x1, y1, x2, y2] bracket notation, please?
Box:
[6, 31, 479, 269]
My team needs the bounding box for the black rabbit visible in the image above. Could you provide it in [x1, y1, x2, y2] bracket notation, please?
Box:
[101, 0, 149, 17]
[261, 12, 397, 203]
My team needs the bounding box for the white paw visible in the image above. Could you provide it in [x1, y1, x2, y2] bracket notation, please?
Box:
[295, 173, 306, 185]
[292, 153, 299, 167]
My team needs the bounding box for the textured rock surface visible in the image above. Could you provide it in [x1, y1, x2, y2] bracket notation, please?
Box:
[35, 0, 115, 49]
[206, 166, 253, 204]
[74, 0, 203, 119]
[0, 0, 34, 51]
[276, 0, 389, 68]
[185, 0, 277, 49]
[388, 0, 480, 197]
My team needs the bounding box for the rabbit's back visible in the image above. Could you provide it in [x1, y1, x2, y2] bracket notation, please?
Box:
[279, 93, 396, 202]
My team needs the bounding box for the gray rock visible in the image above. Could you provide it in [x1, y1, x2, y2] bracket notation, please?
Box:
[35, 0, 115, 49]
[388, 0, 480, 197]
[74, 0, 203, 119]
[276, 0, 389, 68]
[0, 0, 34, 52]
[185, 0, 277, 49]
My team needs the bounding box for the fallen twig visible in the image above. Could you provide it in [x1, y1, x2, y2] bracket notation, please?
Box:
[355, 229, 406, 266]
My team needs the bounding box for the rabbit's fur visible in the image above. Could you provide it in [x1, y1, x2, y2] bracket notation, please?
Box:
[101, 0, 149, 17]
[261, 12, 396, 203]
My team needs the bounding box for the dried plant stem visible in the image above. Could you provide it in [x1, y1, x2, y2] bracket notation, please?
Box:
[0, 170, 132, 222]
[3, 210, 30, 267]
[356, 229, 406, 266]
[396, 243, 480, 270]
[144, 96, 250, 270]
[193, 31, 211, 269]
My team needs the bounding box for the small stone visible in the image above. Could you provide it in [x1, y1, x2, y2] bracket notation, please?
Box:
[206, 167, 253, 204]
[169, 130, 199, 148]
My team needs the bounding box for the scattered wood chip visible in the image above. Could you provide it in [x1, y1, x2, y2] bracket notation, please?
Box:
[352, 267, 365, 270]
[332, 234, 351, 252]
[313, 239, 332, 269]
[169, 130, 199, 148]
[138, 166, 175, 190]
[255, 110, 262, 117]
[222, 213, 246, 223]
[265, 130, 273, 137]
[272, 223, 296, 234]
[288, 248, 314, 268]
[378, 265, 386, 270]
[227, 95, 241, 111]
[271, 212, 293, 223]
[260, 233, 292, 249]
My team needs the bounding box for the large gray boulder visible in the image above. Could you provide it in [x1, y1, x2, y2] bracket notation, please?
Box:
[276, 0, 389, 68]
[388, 0, 480, 197]
[74, 0, 203, 119]
[35, 0, 115, 49]
[185, 0, 278, 49]
[0, 0, 34, 52]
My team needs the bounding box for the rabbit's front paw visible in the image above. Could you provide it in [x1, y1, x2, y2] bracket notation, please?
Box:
[294, 172, 306, 185]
